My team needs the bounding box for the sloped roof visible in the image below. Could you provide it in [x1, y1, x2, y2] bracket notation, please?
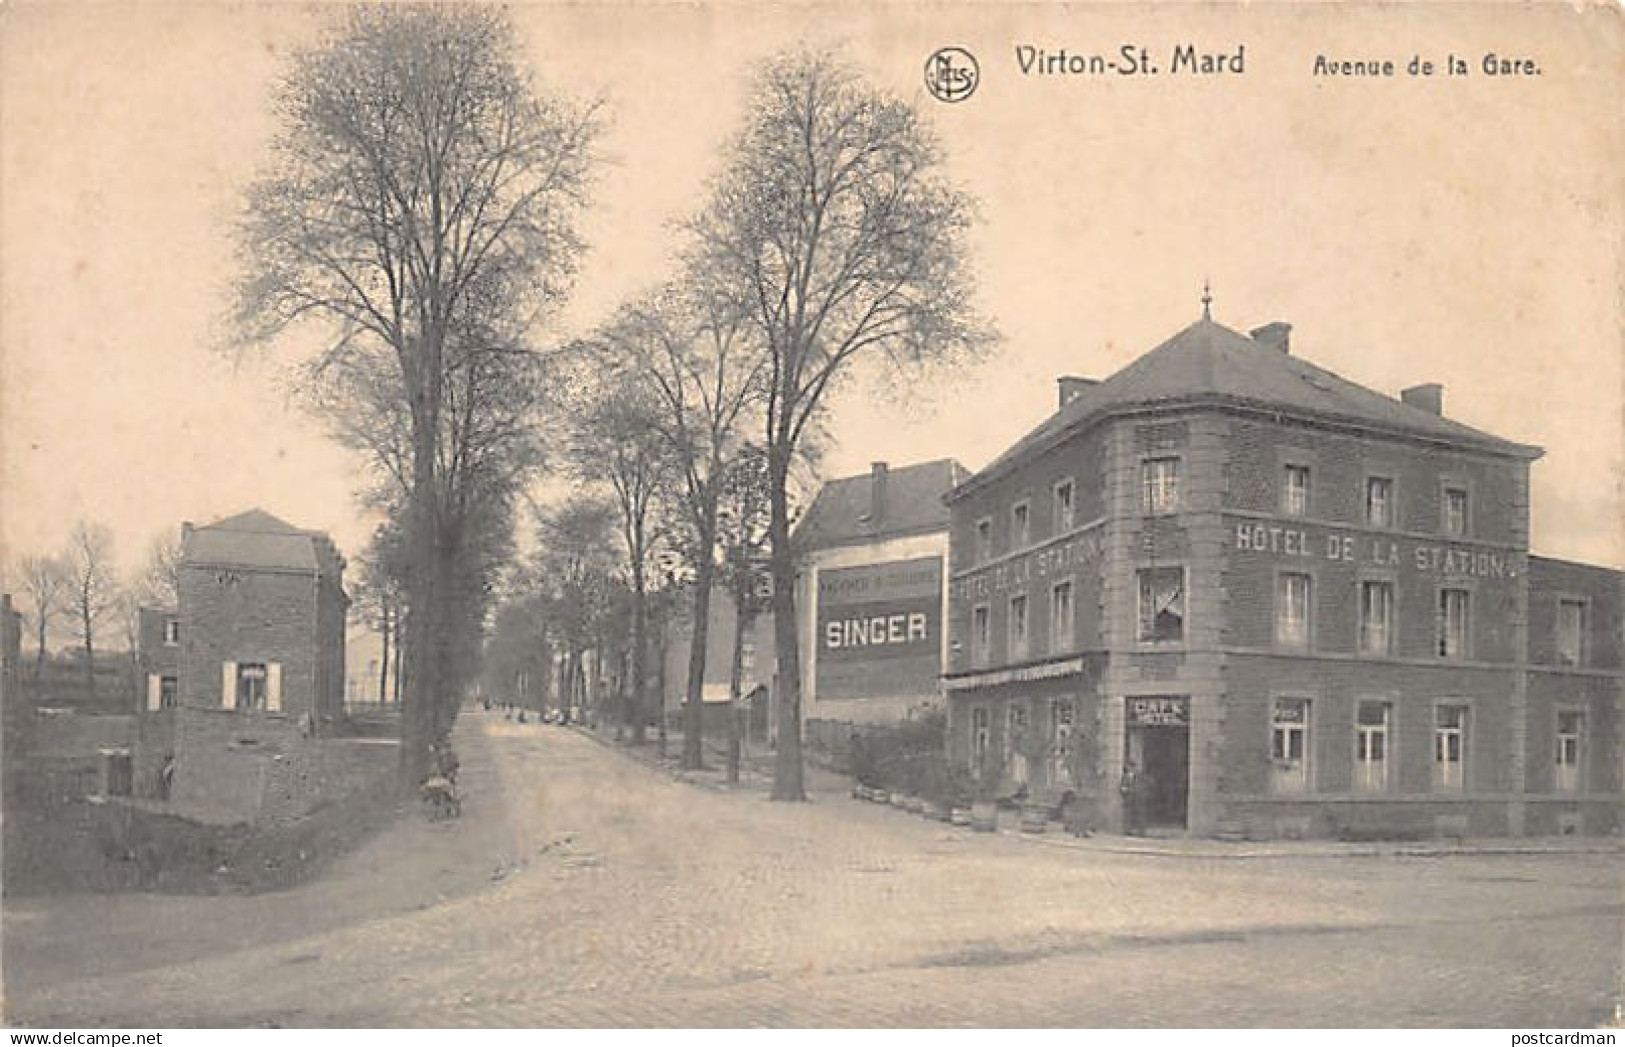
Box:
[184, 509, 336, 573]
[794, 458, 968, 552]
[953, 316, 1542, 501]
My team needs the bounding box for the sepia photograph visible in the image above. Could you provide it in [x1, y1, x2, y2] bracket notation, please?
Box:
[1, 0, 1621, 1031]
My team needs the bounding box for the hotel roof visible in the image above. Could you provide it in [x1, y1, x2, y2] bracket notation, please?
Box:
[950, 315, 1542, 501]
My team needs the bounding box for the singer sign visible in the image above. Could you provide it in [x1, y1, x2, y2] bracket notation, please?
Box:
[815, 556, 944, 700]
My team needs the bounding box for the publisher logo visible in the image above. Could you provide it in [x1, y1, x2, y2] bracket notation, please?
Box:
[925, 47, 979, 103]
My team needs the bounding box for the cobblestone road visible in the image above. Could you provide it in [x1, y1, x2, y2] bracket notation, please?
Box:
[6, 710, 1622, 1027]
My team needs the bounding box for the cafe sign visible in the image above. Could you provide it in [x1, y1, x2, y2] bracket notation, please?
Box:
[1127, 697, 1189, 727]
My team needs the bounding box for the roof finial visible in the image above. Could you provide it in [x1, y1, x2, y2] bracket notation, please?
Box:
[1201, 279, 1213, 320]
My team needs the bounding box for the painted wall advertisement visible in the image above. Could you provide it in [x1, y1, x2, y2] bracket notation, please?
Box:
[815, 556, 943, 700]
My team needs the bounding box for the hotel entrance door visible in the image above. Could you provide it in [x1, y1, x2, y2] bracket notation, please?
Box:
[1124, 697, 1190, 832]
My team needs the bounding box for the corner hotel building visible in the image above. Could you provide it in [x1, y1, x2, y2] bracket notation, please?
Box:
[943, 305, 1623, 839]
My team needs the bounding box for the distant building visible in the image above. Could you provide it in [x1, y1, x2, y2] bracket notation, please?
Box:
[659, 583, 776, 737]
[792, 459, 966, 750]
[944, 307, 1623, 839]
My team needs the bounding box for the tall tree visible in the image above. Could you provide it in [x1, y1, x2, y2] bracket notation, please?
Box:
[561, 361, 670, 744]
[529, 495, 619, 722]
[351, 523, 406, 705]
[235, 6, 598, 783]
[693, 48, 989, 799]
[595, 287, 766, 769]
[15, 553, 69, 679]
[64, 521, 119, 697]
[715, 443, 773, 783]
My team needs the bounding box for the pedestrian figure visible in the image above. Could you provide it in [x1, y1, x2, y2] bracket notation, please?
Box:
[158, 754, 176, 800]
[1120, 759, 1144, 836]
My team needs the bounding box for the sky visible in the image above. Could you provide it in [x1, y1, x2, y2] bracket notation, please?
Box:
[3, 1, 1622, 602]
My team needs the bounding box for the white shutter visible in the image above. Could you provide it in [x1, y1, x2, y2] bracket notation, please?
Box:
[146, 674, 161, 712]
[222, 661, 238, 710]
[266, 662, 283, 712]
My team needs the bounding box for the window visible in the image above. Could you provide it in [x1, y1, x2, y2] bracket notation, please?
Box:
[1053, 480, 1075, 533]
[1276, 573, 1313, 647]
[1557, 599, 1587, 667]
[970, 706, 991, 773]
[1433, 704, 1469, 790]
[1011, 501, 1031, 548]
[1359, 580, 1394, 655]
[1556, 711, 1584, 793]
[1271, 698, 1310, 793]
[1141, 457, 1180, 514]
[1437, 588, 1470, 659]
[1355, 701, 1391, 792]
[971, 604, 991, 667]
[159, 676, 178, 709]
[974, 518, 993, 564]
[1442, 486, 1469, 537]
[238, 662, 268, 712]
[1137, 567, 1185, 643]
[1050, 580, 1074, 653]
[1365, 476, 1394, 528]
[1282, 464, 1311, 517]
[163, 618, 180, 646]
[1008, 594, 1029, 660]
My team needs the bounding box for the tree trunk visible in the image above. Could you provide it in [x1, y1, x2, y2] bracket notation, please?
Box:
[725, 578, 753, 785]
[34, 616, 48, 681]
[655, 603, 669, 757]
[81, 595, 95, 700]
[400, 373, 443, 790]
[378, 604, 391, 705]
[630, 558, 648, 745]
[769, 451, 805, 801]
[392, 612, 404, 704]
[683, 530, 716, 771]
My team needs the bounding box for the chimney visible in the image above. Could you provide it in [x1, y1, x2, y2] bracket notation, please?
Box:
[1057, 376, 1098, 409]
[1250, 321, 1292, 354]
[1401, 383, 1444, 415]
[869, 462, 889, 524]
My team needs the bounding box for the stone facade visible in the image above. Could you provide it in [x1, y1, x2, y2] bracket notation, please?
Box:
[133, 509, 352, 821]
[944, 313, 1623, 839]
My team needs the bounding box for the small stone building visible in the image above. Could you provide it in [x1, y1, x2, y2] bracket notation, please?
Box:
[133, 509, 376, 823]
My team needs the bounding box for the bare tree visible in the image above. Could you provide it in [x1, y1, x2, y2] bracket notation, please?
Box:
[716, 443, 773, 783]
[15, 553, 69, 679]
[234, 6, 598, 783]
[133, 530, 183, 609]
[529, 495, 619, 722]
[64, 521, 119, 698]
[351, 523, 406, 705]
[561, 360, 671, 744]
[15, 552, 69, 682]
[594, 287, 766, 769]
[692, 48, 989, 799]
